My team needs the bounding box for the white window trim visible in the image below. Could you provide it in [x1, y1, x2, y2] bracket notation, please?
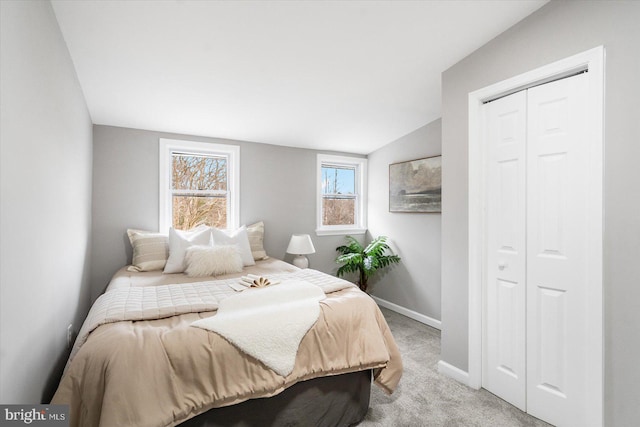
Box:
[316, 154, 367, 236]
[159, 138, 239, 232]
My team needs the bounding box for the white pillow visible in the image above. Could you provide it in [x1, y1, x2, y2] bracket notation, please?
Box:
[184, 245, 243, 277]
[163, 225, 212, 274]
[211, 226, 255, 266]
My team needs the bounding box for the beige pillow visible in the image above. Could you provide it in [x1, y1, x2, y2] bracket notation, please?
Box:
[246, 221, 268, 260]
[126, 229, 169, 272]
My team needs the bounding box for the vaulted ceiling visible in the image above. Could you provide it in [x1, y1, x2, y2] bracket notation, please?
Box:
[51, 0, 547, 154]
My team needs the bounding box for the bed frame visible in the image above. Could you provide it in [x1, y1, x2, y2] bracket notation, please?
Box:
[180, 370, 372, 427]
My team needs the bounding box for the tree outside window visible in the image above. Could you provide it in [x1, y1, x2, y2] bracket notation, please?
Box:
[316, 154, 367, 236]
[321, 165, 356, 226]
[171, 154, 227, 230]
[159, 139, 239, 232]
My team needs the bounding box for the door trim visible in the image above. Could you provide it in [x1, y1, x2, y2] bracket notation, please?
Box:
[467, 46, 604, 425]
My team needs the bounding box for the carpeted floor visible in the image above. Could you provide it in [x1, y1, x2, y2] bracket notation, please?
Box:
[360, 308, 552, 427]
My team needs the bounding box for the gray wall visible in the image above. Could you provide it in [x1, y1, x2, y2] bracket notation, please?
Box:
[367, 120, 441, 322]
[0, 1, 93, 403]
[440, 1, 640, 425]
[91, 125, 364, 302]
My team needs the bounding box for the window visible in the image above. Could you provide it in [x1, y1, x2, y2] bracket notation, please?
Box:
[316, 154, 367, 236]
[159, 139, 239, 232]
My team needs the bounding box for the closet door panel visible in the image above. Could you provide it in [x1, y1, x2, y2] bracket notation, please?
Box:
[482, 91, 527, 410]
[526, 73, 589, 427]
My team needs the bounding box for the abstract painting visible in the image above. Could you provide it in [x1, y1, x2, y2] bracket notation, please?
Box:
[389, 155, 441, 213]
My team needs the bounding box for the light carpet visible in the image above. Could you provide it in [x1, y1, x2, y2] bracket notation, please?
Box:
[361, 307, 552, 427]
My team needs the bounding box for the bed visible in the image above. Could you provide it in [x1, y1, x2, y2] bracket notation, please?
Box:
[52, 227, 402, 427]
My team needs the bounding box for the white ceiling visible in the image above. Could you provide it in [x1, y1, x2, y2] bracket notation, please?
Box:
[51, 0, 547, 154]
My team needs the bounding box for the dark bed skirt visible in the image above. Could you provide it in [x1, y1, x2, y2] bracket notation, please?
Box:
[179, 369, 372, 427]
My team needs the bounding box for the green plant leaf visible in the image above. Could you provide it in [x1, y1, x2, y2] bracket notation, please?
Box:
[335, 235, 400, 284]
[336, 236, 360, 254]
[336, 261, 362, 277]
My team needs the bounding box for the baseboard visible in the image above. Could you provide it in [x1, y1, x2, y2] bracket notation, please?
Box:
[371, 296, 441, 330]
[437, 360, 471, 387]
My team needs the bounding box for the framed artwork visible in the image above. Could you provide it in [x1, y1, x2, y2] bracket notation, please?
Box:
[389, 155, 441, 213]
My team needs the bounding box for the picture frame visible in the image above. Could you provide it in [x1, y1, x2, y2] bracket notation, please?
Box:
[389, 155, 442, 213]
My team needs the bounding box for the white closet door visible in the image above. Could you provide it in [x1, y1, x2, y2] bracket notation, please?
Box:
[526, 73, 589, 426]
[482, 90, 527, 410]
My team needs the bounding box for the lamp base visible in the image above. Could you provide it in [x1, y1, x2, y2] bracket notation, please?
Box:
[292, 255, 309, 269]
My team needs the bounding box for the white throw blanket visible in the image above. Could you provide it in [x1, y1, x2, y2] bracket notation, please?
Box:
[191, 280, 326, 377]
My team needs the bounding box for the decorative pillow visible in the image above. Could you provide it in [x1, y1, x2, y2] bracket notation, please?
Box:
[126, 229, 169, 272]
[246, 221, 269, 261]
[211, 226, 256, 266]
[184, 245, 243, 277]
[163, 225, 212, 274]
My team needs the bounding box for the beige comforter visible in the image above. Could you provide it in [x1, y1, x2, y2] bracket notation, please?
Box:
[52, 262, 402, 427]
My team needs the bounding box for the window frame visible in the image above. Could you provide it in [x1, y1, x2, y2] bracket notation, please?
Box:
[316, 154, 367, 236]
[159, 138, 239, 232]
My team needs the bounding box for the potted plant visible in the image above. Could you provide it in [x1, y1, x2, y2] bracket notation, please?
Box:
[335, 236, 400, 292]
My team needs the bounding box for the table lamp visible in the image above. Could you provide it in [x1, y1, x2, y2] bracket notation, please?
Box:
[286, 234, 316, 269]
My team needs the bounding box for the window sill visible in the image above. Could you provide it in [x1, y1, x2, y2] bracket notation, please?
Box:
[315, 227, 367, 237]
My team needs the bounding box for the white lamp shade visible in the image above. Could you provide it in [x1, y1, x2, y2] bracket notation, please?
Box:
[286, 234, 316, 255]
